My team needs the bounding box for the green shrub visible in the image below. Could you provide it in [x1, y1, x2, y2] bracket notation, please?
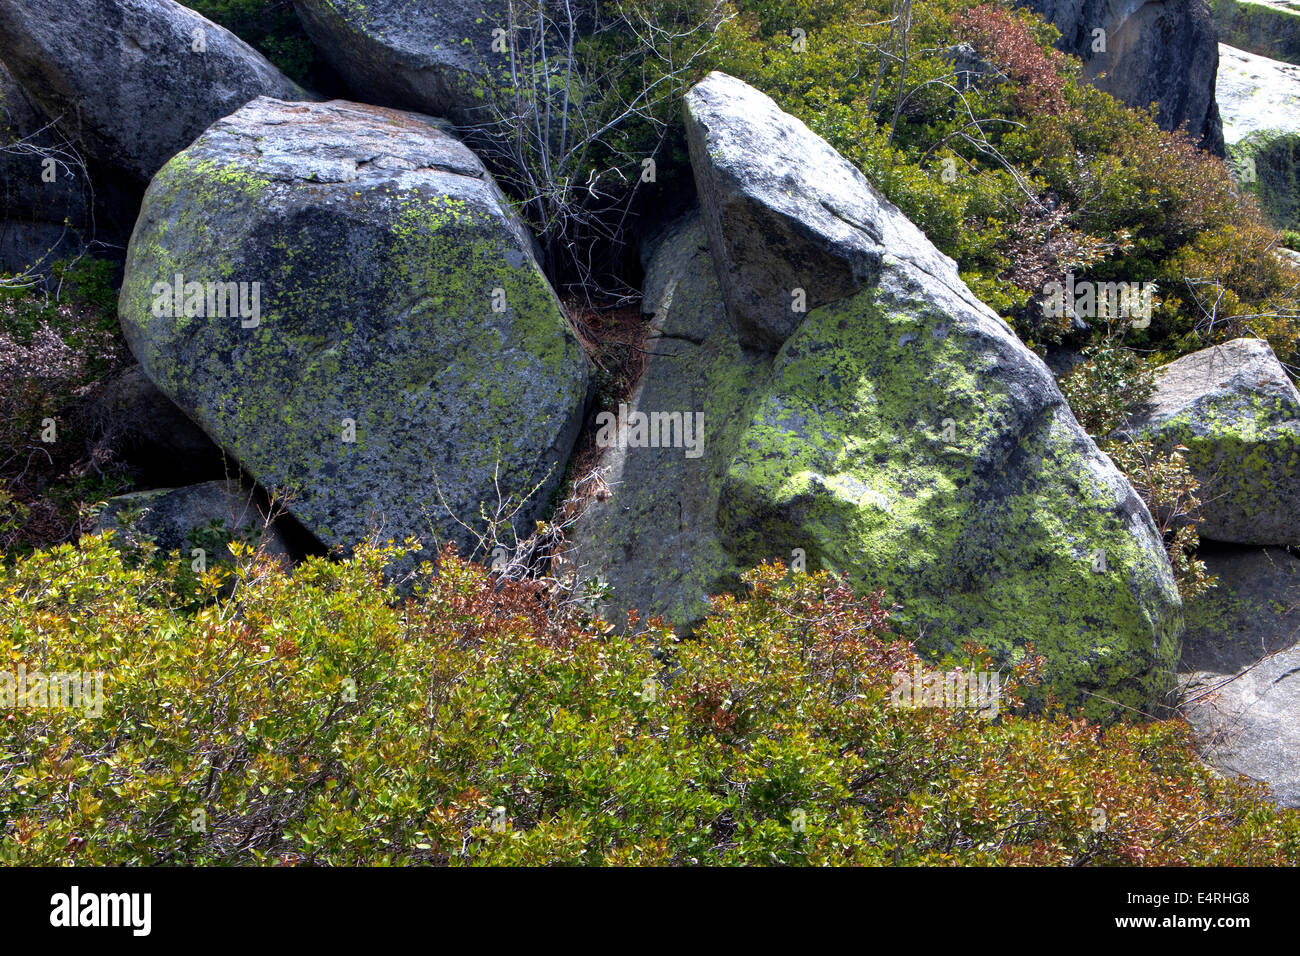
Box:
[2, 536, 1293, 865]
[185, 0, 323, 87]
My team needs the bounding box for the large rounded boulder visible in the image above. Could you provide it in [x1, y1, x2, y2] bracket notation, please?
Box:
[118, 97, 588, 560]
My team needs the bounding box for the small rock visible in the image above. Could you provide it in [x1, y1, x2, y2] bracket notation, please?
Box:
[95, 480, 291, 561]
[1120, 337, 1300, 547]
[1180, 545, 1300, 807]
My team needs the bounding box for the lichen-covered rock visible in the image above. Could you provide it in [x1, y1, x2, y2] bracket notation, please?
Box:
[698, 74, 1182, 717]
[292, 0, 507, 128]
[571, 214, 772, 629]
[579, 74, 1183, 718]
[1180, 545, 1300, 807]
[1016, 0, 1224, 154]
[718, 268, 1182, 720]
[0, 0, 308, 184]
[1217, 43, 1300, 229]
[0, 62, 90, 274]
[684, 71, 966, 353]
[118, 97, 588, 560]
[1119, 338, 1300, 547]
[95, 480, 292, 562]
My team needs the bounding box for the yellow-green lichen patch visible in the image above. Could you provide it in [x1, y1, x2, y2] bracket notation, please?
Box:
[718, 282, 1183, 720]
[117, 124, 587, 564]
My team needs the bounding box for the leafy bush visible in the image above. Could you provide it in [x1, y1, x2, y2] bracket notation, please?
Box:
[1060, 344, 1214, 598]
[0, 258, 130, 553]
[2, 536, 1292, 865]
[185, 0, 323, 88]
[1058, 342, 1157, 437]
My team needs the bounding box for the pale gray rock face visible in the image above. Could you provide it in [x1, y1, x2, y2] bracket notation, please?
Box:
[570, 214, 772, 630]
[1181, 545, 1300, 807]
[117, 97, 588, 562]
[1120, 338, 1300, 547]
[0, 61, 89, 274]
[0, 0, 309, 184]
[95, 480, 292, 562]
[683, 71, 975, 353]
[1016, 0, 1224, 154]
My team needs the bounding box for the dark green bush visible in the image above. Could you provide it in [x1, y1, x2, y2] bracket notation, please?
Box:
[186, 0, 324, 87]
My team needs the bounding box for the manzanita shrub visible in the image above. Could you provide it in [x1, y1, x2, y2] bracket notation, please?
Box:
[2, 535, 1297, 866]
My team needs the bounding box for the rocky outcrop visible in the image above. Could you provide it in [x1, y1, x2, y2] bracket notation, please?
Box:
[117, 97, 588, 561]
[0, 62, 89, 275]
[1211, 0, 1300, 66]
[292, 0, 508, 129]
[577, 72, 1183, 720]
[96, 480, 291, 562]
[1120, 338, 1300, 547]
[1180, 545, 1300, 807]
[0, 0, 308, 185]
[1017, 0, 1225, 154]
[1217, 43, 1300, 229]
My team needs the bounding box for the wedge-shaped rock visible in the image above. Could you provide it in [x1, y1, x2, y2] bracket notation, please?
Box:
[684, 71, 966, 352]
[0, 0, 308, 184]
[571, 215, 772, 629]
[592, 74, 1183, 719]
[1120, 338, 1300, 547]
[118, 98, 587, 559]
